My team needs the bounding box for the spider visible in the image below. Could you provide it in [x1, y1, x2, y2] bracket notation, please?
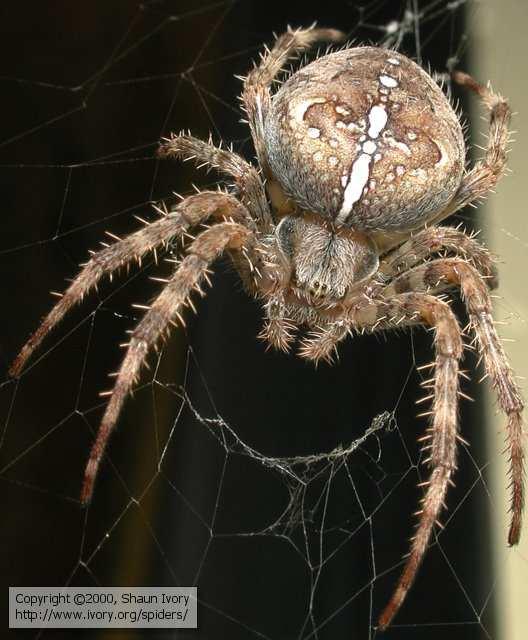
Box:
[9, 26, 524, 629]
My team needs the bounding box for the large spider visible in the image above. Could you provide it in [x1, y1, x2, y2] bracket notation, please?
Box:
[9, 26, 524, 629]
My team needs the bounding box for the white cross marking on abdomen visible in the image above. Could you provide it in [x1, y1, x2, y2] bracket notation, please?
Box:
[337, 62, 401, 224]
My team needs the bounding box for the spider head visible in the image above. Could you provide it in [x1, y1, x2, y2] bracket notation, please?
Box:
[275, 214, 378, 301]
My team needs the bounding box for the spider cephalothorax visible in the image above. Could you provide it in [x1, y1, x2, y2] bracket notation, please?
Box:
[10, 26, 524, 629]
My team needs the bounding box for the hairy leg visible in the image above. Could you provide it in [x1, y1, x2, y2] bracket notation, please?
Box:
[258, 292, 298, 352]
[382, 257, 525, 545]
[342, 293, 463, 629]
[375, 72, 512, 255]
[378, 225, 497, 287]
[81, 221, 254, 504]
[297, 319, 350, 364]
[241, 25, 345, 174]
[158, 133, 272, 230]
[302, 293, 466, 626]
[299, 225, 497, 363]
[9, 191, 249, 377]
[432, 71, 511, 225]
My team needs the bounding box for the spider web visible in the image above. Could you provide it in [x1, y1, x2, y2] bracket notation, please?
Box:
[0, 1, 526, 638]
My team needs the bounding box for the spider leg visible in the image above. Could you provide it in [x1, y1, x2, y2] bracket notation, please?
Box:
[343, 293, 463, 629]
[302, 293, 465, 627]
[81, 221, 253, 504]
[258, 292, 298, 352]
[9, 191, 248, 377]
[432, 71, 511, 225]
[158, 133, 272, 230]
[298, 224, 498, 364]
[297, 319, 350, 364]
[241, 25, 345, 172]
[382, 257, 525, 546]
[379, 225, 497, 288]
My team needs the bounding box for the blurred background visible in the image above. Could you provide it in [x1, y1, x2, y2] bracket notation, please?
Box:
[0, 1, 526, 638]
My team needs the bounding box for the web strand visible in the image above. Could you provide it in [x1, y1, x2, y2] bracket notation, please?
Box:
[1, 2, 519, 638]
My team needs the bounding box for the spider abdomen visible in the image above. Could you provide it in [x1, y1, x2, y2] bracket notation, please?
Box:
[264, 47, 465, 231]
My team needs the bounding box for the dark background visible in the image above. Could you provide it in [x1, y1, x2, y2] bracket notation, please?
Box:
[0, 1, 495, 638]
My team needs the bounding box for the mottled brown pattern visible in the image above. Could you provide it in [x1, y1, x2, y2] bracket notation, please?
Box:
[265, 46, 465, 230]
[9, 26, 522, 633]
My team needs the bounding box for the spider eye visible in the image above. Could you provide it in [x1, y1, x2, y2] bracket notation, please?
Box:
[264, 47, 464, 232]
